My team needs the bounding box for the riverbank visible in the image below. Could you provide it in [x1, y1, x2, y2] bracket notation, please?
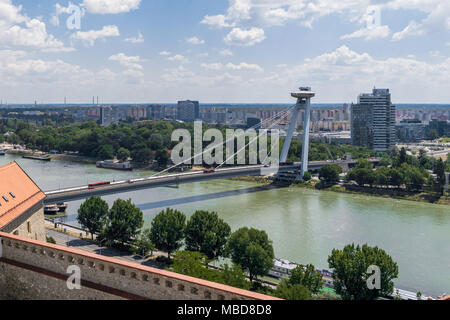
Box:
[230, 176, 450, 205]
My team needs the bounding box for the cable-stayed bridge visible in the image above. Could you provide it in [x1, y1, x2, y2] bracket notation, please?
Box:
[44, 87, 377, 204]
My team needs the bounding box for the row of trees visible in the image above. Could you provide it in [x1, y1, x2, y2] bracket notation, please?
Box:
[149, 208, 275, 283]
[77, 197, 144, 246]
[318, 148, 448, 195]
[77, 200, 275, 283]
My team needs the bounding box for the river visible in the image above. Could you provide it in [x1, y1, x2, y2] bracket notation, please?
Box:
[1, 153, 449, 297]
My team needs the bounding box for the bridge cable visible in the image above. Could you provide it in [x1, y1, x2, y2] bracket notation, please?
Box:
[215, 108, 295, 170]
[148, 105, 297, 177]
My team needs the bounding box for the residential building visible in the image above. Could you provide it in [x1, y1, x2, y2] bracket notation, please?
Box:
[426, 120, 450, 138]
[100, 106, 120, 127]
[177, 100, 200, 122]
[352, 88, 396, 152]
[146, 105, 166, 120]
[396, 119, 426, 142]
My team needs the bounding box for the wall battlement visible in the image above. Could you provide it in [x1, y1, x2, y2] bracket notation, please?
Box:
[0, 232, 278, 300]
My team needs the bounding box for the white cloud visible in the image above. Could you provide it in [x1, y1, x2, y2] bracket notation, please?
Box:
[82, 0, 141, 14]
[270, 45, 450, 102]
[159, 51, 171, 56]
[341, 25, 391, 40]
[186, 36, 205, 45]
[167, 54, 189, 63]
[201, 14, 234, 29]
[224, 27, 265, 46]
[201, 63, 224, 70]
[71, 25, 120, 46]
[125, 32, 144, 43]
[202, 1, 449, 43]
[219, 49, 233, 57]
[201, 0, 251, 29]
[109, 53, 143, 70]
[226, 62, 263, 72]
[0, 50, 93, 87]
[387, 1, 450, 41]
[0, 0, 73, 52]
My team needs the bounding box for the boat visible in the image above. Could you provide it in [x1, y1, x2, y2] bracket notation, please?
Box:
[269, 258, 299, 278]
[22, 155, 51, 161]
[56, 203, 68, 213]
[44, 204, 59, 215]
[96, 160, 133, 171]
[0, 150, 5, 156]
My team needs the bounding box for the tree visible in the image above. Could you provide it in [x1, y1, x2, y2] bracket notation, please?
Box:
[389, 168, 404, 189]
[150, 208, 186, 258]
[275, 280, 311, 300]
[173, 251, 210, 279]
[375, 167, 390, 187]
[103, 199, 144, 246]
[134, 228, 156, 257]
[97, 144, 115, 159]
[172, 251, 250, 290]
[395, 147, 408, 167]
[319, 164, 342, 186]
[185, 210, 231, 260]
[434, 158, 446, 195]
[116, 147, 130, 162]
[77, 197, 108, 240]
[327, 243, 399, 300]
[221, 264, 250, 290]
[378, 157, 392, 168]
[288, 264, 324, 294]
[350, 168, 375, 187]
[355, 159, 373, 170]
[132, 147, 152, 163]
[225, 227, 274, 282]
[155, 148, 170, 167]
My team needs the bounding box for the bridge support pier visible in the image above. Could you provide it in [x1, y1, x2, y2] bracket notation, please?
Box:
[280, 87, 315, 180]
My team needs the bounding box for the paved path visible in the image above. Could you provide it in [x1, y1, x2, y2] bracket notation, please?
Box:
[45, 228, 164, 269]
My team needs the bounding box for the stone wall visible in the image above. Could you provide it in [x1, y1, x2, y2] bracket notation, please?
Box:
[11, 207, 46, 242]
[1, 201, 46, 242]
[0, 232, 278, 300]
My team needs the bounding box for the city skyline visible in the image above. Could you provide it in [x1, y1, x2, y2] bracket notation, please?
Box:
[0, 0, 450, 104]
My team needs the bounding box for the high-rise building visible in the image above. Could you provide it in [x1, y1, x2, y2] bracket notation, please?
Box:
[177, 100, 200, 122]
[100, 106, 121, 127]
[146, 105, 166, 120]
[351, 88, 396, 152]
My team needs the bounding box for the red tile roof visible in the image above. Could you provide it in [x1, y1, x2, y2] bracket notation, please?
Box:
[0, 162, 45, 229]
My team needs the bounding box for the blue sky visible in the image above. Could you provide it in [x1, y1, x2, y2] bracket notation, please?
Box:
[0, 0, 449, 104]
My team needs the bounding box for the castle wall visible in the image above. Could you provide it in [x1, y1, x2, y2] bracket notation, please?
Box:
[0, 232, 277, 301]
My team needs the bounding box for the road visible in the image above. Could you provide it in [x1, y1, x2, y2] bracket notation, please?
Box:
[45, 228, 164, 269]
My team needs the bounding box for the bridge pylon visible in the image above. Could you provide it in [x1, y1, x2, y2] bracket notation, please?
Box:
[279, 87, 315, 180]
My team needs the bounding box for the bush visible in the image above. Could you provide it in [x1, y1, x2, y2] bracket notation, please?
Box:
[46, 236, 56, 244]
[302, 171, 312, 182]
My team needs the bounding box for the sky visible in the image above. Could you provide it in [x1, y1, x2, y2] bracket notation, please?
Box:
[0, 0, 449, 104]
